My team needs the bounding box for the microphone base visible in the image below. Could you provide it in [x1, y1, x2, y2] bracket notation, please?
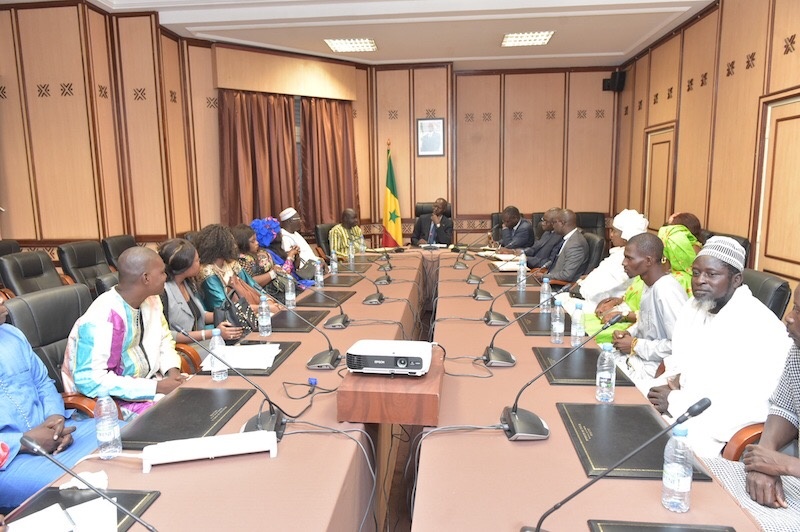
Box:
[473, 288, 493, 301]
[244, 406, 287, 441]
[483, 310, 509, 326]
[483, 346, 516, 367]
[501, 406, 550, 441]
[462, 253, 475, 261]
[453, 261, 468, 270]
[363, 292, 385, 305]
[375, 276, 392, 285]
[306, 349, 342, 370]
[324, 314, 351, 329]
[466, 274, 481, 284]
[378, 263, 392, 271]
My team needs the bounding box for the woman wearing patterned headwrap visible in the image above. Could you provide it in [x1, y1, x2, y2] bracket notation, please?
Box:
[251, 217, 315, 289]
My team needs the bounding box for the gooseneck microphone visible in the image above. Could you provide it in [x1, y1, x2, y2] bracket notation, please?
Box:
[483, 259, 553, 325]
[525, 397, 712, 532]
[482, 284, 572, 367]
[452, 231, 487, 267]
[307, 288, 351, 329]
[175, 326, 287, 439]
[276, 305, 341, 370]
[501, 314, 624, 441]
[19, 435, 158, 531]
[343, 268, 386, 305]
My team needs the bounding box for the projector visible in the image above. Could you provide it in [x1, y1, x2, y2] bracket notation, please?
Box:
[346, 339, 432, 377]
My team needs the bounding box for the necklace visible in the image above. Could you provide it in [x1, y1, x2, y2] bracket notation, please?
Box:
[0, 377, 34, 430]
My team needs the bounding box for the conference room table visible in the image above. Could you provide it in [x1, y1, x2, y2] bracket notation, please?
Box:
[8, 253, 425, 531]
[412, 254, 760, 531]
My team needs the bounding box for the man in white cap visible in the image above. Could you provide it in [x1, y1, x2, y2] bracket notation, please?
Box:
[648, 236, 790, 457]
[279, 207, 322, 265]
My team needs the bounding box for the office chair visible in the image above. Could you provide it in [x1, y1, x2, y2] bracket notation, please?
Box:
[0, 250, 74, 298]
[742, 268, 791, 318]
[102, 234, 136, 270]
[58, 241, 113, 298]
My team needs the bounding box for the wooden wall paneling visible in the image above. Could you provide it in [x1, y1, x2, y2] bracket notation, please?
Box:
[614, 64, 635, 213]
[86, 7, 124, 237]
[455, 74, 500, 215]
[114, 15, 169, 239]
[353, 67, 371, 222]
[565, 71, 615, 212]
[674, 9, 719, 226]
[160, 33, 191, 236]
[0, 10, 37, 240]
[647, 34, 682, 127]
[413, 66, 450, 208]
[17, 6, 99, 240]
[629, 55, 650, 212]
[768, 0, 800, 95]
[503, 72, 565, 213]
[644, 126, 676, 230]
[707, 0, 770, 236]
[185, 43, 219, 228]
[375, 69, 412, 219]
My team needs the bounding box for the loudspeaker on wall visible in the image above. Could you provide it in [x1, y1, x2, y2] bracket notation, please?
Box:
[602, 71, 626, 92]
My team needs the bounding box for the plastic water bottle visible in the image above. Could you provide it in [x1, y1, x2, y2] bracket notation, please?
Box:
[571, 302, 585, 346]
[348, 241, 355, 264]
[258, 295, 272, 337]
[284, 276, 296, 309]
[330, 251, 339, 274]
[517, 254, 527, 291]
[359, 235, 366, 253]
[540, 277, 552, 313]
[595, 343, 616, 402]
[94, 388, 122, 459]
[314, 258, 324, 287]
[662, 424, 692, 513]
[551, 300, 565, 344]
[209, 328, 228, 382]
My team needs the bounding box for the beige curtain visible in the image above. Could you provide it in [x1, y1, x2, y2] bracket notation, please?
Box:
[300, 98, 359, 228]
[219, 90, 297, 225]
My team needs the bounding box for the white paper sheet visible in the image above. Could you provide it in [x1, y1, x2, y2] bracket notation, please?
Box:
[200, 343, 280, 371]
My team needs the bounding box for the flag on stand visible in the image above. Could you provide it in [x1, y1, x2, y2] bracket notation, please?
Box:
[382, 148, 402, 247]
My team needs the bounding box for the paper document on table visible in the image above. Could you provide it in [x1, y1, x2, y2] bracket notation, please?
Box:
[200, 343, 281, 370]
[495, 261, 527, 271]
[65, 496, 117, 532]
[6, 503, 74, 532]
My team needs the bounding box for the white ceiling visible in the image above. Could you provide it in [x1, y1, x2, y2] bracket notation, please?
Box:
[9, 0, 716, 70]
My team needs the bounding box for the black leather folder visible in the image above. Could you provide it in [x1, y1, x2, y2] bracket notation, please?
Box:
[558, 403, 711, 480]
[505, 289, 542, 307]
[532, 346, 633, 386]
[514, 311, 572, 336]
[297, 290, 356, 307]
[325, 274, 363, 287]
[271, 309, 328, 332]
[337, 262, 372, 273]
[587, 520, 734, 531]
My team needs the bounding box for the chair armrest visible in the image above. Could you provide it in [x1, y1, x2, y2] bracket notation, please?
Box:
[0, 287, 15, 301]
[62, 393, 98, 418]
[60, 274, 75, 285]
[722, 423, 765, 461]
[315, 245, 330, 264]
[176, 343, 202, 374]
[655, 361, 666, 378]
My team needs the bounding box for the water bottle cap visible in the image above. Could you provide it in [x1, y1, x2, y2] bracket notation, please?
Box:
[576, 302, 583, 310]
[212, 328, 221, 336]
[542, 277, 549, 282]
[601, 342, 613, 351]
[554, 300, 562, 306]
[260, 295, 267, 302]
[672, 424, 688, 436]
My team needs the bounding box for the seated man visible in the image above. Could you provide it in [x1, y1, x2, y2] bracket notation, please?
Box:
[497, 206, 534, 249]
[411, 198, 453, 246]
[611, 233, 687, 386]
[648, 237, 790, 457]
[328, 208, 364, 257]
[279, 207, 322, 264]
[743, 283, 800, 508]
[0, 300, 97, 511]
[506, 207, 561, 269]
[534, 209, 588, 283]
[63, 247, 185, 419]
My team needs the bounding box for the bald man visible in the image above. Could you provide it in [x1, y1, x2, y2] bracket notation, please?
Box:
[328, 208, 364, 257]
[63, 247, 185, 419]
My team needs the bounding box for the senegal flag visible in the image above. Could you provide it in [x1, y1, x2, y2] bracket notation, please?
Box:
[382, 148, 402, 247]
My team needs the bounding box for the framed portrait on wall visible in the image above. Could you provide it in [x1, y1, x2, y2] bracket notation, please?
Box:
[417, 118, 444, 157]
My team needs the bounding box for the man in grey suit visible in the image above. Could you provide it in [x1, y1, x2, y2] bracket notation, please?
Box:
[498, 206, 535, 249]
[534, 209, 589, 282]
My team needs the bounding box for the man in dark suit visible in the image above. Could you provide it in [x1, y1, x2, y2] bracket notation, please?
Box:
[518, 207, 562, 268]
[498, 206, 534, 249]
[534, 209, 589, 282]
[411, 198, 453, 246]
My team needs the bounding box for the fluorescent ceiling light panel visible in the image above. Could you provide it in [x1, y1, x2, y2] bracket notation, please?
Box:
[324, 38, 377, 52]
[501, 31, 555, 47]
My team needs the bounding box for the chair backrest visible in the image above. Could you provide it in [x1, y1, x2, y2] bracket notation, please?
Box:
[0, 250, 64, 296]
[0, 239, 21, 257]
[95, 271, 120, 296]
[183, 230, 200, 244]
[57, 241, 112, 297]
[576, 212, 607, 238]
[700, 229, 752, 267]
[582, 232, 607, 276]
[101, 235, 136, 270]
[490, 212, 502, 241]
[531, 212, 544, 241]
[415, 202, 452, 218]
[5, 284, 93, 392]
[742, 268, 791, 318]
[314, 223, 336, 258]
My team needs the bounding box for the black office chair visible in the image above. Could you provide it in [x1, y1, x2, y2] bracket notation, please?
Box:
[0, 250, 73, 298]
[415, 202, 452, 218]
[490, 212, 502, 242]
[4, 284, 98, 417]
[700, 230, 752, 267]
[314, 223, 336, 260]
[57, 241, 113, 298]
[531, 212, 544, 241]
[101, 235, 136, 270]
[0, 239, 21, 257]
[95, 271, 119, 296]
[742, 268, 791, 318]
[576, 212, 607, 238]
[582, 232, 607, 276]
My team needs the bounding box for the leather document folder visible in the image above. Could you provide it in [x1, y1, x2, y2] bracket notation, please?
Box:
[271, 309, 328, 332]
[325, 274, 363, 287]
[121, 387, 256, 450]
[514, 311, 572, 336]
[558, 403, 711, 480]
[587, 520, 734, 532]
[337, 262, 372, 273]
[297, 290, 356, 307]
[8, 487, 160, 531]
[494, 273, 520, 287]
[198, 341, 300, 376]
[532, 346, 633, 386]
[506, 289, 542, 307]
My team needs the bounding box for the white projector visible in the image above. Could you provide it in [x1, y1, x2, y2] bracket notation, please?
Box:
[346, 339, 432, 376]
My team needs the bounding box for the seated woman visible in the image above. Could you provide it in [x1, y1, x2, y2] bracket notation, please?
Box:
[157, 238, 242, 344]
[251, 217, 315, 289]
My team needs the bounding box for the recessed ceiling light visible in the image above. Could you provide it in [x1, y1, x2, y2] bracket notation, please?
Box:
[324, 39, 377, 53]
[501, 31, 555, 47]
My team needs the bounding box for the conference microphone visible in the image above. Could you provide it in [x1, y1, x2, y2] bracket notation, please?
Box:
[452, 232, 488, 267]
[482, 284, 572, 367]
[175, 326, 287, 439]
[342, 268, 386, 305]
[276, 305, 341, 370]
[307, 288, 351, 329]
[483, 259, 553, 326]
[524, 397, 712, 532]
[466, 252, 517, 285]
[19, 435, 158, 532]
[500, 314, 624, 441]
